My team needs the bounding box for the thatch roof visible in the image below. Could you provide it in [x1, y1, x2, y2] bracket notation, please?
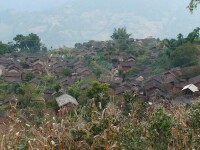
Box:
[56, 94, 78, 107]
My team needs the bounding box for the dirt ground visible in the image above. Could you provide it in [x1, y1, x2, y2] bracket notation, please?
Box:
[0, 116, 10, 134]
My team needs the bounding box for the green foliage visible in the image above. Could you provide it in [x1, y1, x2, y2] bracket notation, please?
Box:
[17, 83, 43, 108]
[87, 81, 110, 110]
[111, 28, 131, 51]
[20, 61, 30, 69]
[120, 123, 147, 150]
[25, 72, 35, 81]
[10, 82, 21, 94]
[188, 0, 200, 12]
[68, 78, 97, 105]
[122, 91, 135, 116]
[53, 83, 61, 92]
[187, 27, 200, 43]
[171, 44, 200, 67]
[0, 41, 15, 54]
[149, 108, 173, 150]
[124, 67, 140, 79]
[46, 99, 57, 108]
[71, 128, 88, 141]
[13, 33, 44, 53]
[111, 28, 131, 41]
[61, 67, 71, 76]
[186, 101, 200, 129]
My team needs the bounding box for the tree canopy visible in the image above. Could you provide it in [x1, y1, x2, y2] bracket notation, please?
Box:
[0, 41, 15, 54]
[188, 0, 200, 12]
[171, 44, 200, 67]
[111, 28, 131, 41]
[13, 33, 46, 53]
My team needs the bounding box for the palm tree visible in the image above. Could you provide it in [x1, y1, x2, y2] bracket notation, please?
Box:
[177, 33, 183, 45]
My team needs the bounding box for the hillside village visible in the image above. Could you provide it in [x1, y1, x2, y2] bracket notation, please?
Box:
[1, 0, 200, 149]
[1, 27, 200, 149]
[1, 34, 200, 109]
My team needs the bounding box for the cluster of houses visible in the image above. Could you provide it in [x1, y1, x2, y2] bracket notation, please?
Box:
[102, 67, 200, 103]
[1, 38, 200, 114]
[0, 52, 49, 82]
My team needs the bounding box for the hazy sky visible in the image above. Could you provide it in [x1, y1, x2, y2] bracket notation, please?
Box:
[0, 0, 68, 11]
[0, 0, 199, 47]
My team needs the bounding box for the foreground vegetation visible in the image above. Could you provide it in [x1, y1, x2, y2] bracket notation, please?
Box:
[1, 94, 200, 150]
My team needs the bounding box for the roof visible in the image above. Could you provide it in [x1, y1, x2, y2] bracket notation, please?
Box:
[56, 94, 78, 107]
[136, 76, 144, 82]
[189, 75, 200, 85]
[182, 84, 199, 92]
[115, 86, 130, 95]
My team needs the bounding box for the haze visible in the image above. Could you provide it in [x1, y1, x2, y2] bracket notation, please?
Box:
[0, 0, 199, 47]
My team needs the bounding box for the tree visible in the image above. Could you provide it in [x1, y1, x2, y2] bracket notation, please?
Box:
[61, 67, 71, 76]
[25, 72, 35, 81]
[53, 83, 61, 92]
[188, 0, 200, 12]
[0, 41, 15, 54]
[111, 28, 131, 41]
[111, 28, 131, 50]
[177, 33, 184, 45]
[13, 33, 43, 53]
[187, 27, 200, 43]
[13, 34, 27, 51]
[171, 44, 200, 67]
[18, 83, 43, 108]
[87, 81, 110, 110]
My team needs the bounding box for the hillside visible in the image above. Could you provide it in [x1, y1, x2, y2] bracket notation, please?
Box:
[1, 24, 200, 149]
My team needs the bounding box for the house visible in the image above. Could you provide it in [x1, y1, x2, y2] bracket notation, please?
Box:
[189, 75, 200, 88]
[118, 61, 135, 71]
[60, 77, 76, 87]
[163, 68, 182, 84]
[43, 89, 55, 100]
[56, 94, 78, 115]
[114, 82, 134, 95]
[75, 67, 92, 78]
[5, 72, 21, 82]
[4, 66, 22, 82]
[143, 76, 166, 99]
[114, 85, 130, 95]
[182, 84, 199, 95]
[0, 65, 5, 76]
[30, 60, 44, 73]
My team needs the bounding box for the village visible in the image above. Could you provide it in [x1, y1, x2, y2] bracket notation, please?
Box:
[0, 36, 200, 115]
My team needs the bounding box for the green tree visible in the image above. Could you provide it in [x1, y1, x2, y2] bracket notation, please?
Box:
[171, 44, 200, 67]
[187, 27, 200, 43]
[53, 83, 61, 92]
[111, 28, 131, 41]
[61, 67, 71, 76]
[177, 33, 184, 45]
[25, 72, 35, 81]
[87, 81, 110, 110]
[13, 34, 27, 51]
[18, 83, 43, 108]
[0, 41, 15, 54]
[149, 108, 173, 150]
[13, 33, 43, 53]
[188, 0, 200, 12]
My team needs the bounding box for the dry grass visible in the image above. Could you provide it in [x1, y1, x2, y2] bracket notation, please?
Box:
[1, 99, 200, 150]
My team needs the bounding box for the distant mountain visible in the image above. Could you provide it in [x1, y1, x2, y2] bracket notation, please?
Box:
[0, 0, 199, 47]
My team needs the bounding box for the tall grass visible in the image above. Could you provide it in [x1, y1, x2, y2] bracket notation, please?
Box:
[1, 98, 200, 149]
